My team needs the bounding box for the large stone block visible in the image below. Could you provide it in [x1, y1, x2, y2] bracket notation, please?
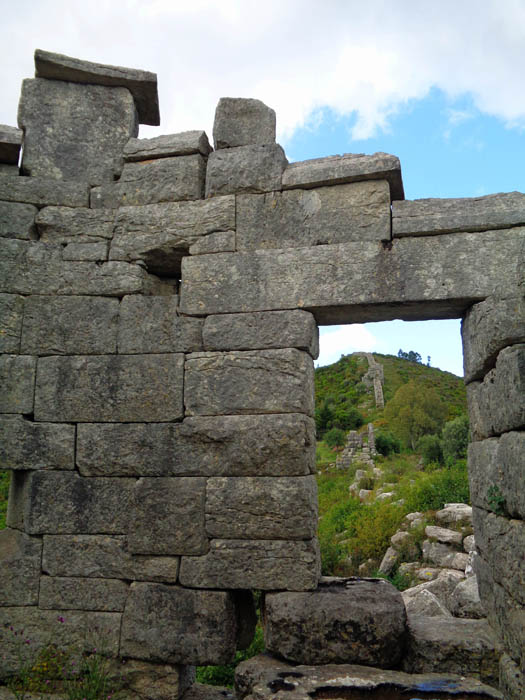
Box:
[109, 659, 196, 700]
[467, 344, 525, 440]
[18, 78, 138, 185]
[205, 144, 287, 197]
[0, 294, 23, 353]
[185, 349, 314, 417]
[77, 414, 315, 477]
[0, 416, 74, 471]
[237, 181, 390, 250]
[35, 354, 184, 422]
[120, 583, 237, 665]
[0, 529, 42, 606]
[189, 230, 236, 255]
[0, 176, 89, 207]
[36, 206, 116, 243]
[206, 476, 317, 539]
[62, 241, 109, 261]
[0, 355, 35, 414]
[124, 131, 212, 161]
[213, 98, 276, 149]
[179, 538, 320, 590]
[128, 477, 207, 555]
[0, 124, 22, 164]
[39, 576, 129, 611]
[0, 201, 38, 240]
[21, 296, 119, 355]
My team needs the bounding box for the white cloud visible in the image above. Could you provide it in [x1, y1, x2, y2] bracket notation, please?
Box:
[316, 325, 377, 367]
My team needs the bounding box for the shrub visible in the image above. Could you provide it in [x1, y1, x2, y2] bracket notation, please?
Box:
[442, 414, 469, 465]
[398, 459, 470, 512]
[324, 427, 346, 448]
[375, 431, 401, 456]
[417, 434, 443, 466]
[196, 624, 264, 687]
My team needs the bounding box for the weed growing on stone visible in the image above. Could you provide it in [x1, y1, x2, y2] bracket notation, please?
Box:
[487, 484, 506, 516]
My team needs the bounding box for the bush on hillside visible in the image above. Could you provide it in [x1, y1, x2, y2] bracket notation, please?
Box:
[332, 406, 364, 431]
[375, 431, 401, 456]
[324, 427, 346, 448]
[384, 380, 448, 449]
[417, 433, 443, 466]
[442, 414, 469, 465]
[398, 459, 470, 512]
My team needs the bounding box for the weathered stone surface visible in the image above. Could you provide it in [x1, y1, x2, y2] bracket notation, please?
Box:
[462, 296, 525, 382]
[77, 414, 315, 477]
[35, 354, 184, 422]
[282, 152, 404, 201]
[110, 659, 196, 700]
[213, 98, 276, 149]
[92, 155, 205, 208]
[422, 540, 469, 571]
[205, 144, 287, 197]
[62, 242, 108, 261]
[118, 296, 203, 353]
[424, 525, 463, 546]
[206, 476, 317, 539]
[237, 182, 390, 250]
[36, 206, 116, 243]
[181, 682, 233, 700]
[401, 589, 452, 618]
[120, 583, 237, 665]
[0, 176, 89, 207]
[21, 296, 118, 355]
[435, 503, 473, 525]
[500, 653, 524, 700]
[0, 201, 38, 240]
[264, 578, 406, 667]
[180, 229, 525, 322]
[124, 131, 212, 161]
[18, 79, 138, 185]
[463, 533, 476, 552]
[399, 569, 465, 611]
[203, 310, 319, 358]
[0, 355, 35, 414]
[0, 529, 42, 606]
[0, 294, 23, 353]
[180, 538, 320, 590]
[189, 230, 235, 255]
[0, 416, 74, 471]
[378, 546, 399, 575]
[393, 192, 525, 237]
[0, 124, 22, 164]
[35, 48, 160, 126]
[0, 164, 19, 176]
[39, 576, 129, 611]
[185, 349, 314, 417]
[450, 575, 485, 618]
[467, 344, 525, 440]
[43, 535, 179, 583]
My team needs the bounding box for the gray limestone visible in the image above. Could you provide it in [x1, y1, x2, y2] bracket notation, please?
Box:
[449, 575, 485, 619]
[189, 230, 235, 255]
[400, 570, 465, 612]
[402, 589, 452, 618]
[62, 242, 108, 261]
[39, 576, 129, 611]
[0, 416, 74, 471]
[0, 175, 89, 207]
[182, 683, 234, 700]
[124, 131, 212, 160]
[213, 98, 276, 149]
[184, 349, 314, 417]
[0, 529, 42, 606]
[0, 124, 22, 163]
[110, 660, 196, 700]
[205, 144, 287, 197]
[34, 354, 184, 422]
[0, 164, 19, 176]
[435, 503, 473, 525]
[424, 525, 463, 546]
[36, 206, 116, 243]
[0, 294, 23, 353]
[500, 653, 524, 700]
[0, 201, 38, 239]
[421, 540, 469, 571]
[77, 414, 315, 477]
[0, 355, 36, 414]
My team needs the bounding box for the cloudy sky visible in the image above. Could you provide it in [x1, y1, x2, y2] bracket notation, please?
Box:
[2, 0, 524, 375]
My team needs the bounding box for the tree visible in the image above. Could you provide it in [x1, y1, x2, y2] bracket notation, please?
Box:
[397, 349, 422, 363]
[442, 414, 470, 464]
[324, 427, 346, 448]
[384, 380, 447, 450]
[417, 434, 443, 465]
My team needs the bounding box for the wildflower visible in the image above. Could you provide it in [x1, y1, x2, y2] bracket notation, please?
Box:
[57, 616, 66, 623]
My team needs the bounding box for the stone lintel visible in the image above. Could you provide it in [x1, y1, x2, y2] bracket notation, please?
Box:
[124, 131, 212, 161]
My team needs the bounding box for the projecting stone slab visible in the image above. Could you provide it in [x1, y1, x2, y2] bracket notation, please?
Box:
[0, 201, 38, 240]
[35, 354, 184, 422]
[124, 131, 212, 161]
[213, 98, 276, 149]
[0, 294, 23, 353]
[189, 230, 235, 255]
[39, 576, 129, 611]
[185, 349, 314, 416]
[128, 477, 207, 555]
[118, 296, 203, 353]
[282, 151, 404, 201]
[264, 578, 406, 667]
[35, 48, 160, 126]
[0, 124, 22, 164]
[77, 414, 315, 477]
[62, 241, 108, 261]
[467, 344, 525, 440]
[0, 355, 35, 414]
[393, 192, 525, 237]
[0, 416, 74, 471]
[205, 144, 287, 197]
[206, 476, 317, 539]
[0, 175, 89, 207]
[36, 206, 116, 243]
[18, 78, 138, 185]
[0, 529, 42, 606]
[237, 181, 390, 250]
[179, 538, 320, 590]
[121, 583, 237, 665]
[462, 295, 525, 382]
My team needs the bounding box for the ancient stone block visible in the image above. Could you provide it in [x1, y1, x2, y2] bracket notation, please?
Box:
[0, 529, 42, 606]
[0, 294, 23, 353]
[179, 538, 320, 590]
[62, 242, 108, 261]
[467, 344, 525, 440]
[36, 206, 116, 243]
[0, 163, 19, 176]
[111, 659, 196, 700]
[185, 349, 314, 417]
[118, 296, 203, 353]
[424, 526, 463, 546]
[500, 653, 525, 700]
[0, 355, 35, 414]
[421, 540, 469, 571]
[35, 354, 184, 422]
[0, 176, 89, 207]
[39, 576, 129, 611]
[203, 310, 319, 358]
[282, 151, 404, 201]
[0, 201, 38, 240]
[213, 98, 276, 149]
[128, 477, 207, 555]
[120, 583, 237, 665]
[399, 570, 465, 613]
[77, 414, 315, 477]
[189, 230, 235, 255]
[264, 578, 406, 667]
[0, 416, 74, 471]
[124, 131, 212, 161]
[237, 181, 390, 250]
[449, 576, 485, 619]
[182, 682, 233, 700]
[435, 503, 472, 525]
[0, 124, 22, 164]
[205, 144, 287, 197]
[462, 295, 525, 382]
[206, 476, 317, 539]
[401, 589, 452, 618]
[21, 296, 119, 355]
[18, 78, 138, 185]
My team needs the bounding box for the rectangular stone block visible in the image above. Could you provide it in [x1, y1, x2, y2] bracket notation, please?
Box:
[120, 583, 237, 665]
[36, 206, 116, 243]
[0, 355, 35, 413]
[0, 175, 89, 207]
[77, 414, 315, 477]
[205, 144, 287, 197]
[118, 296, 203, 353]
[0, 294, 24, 353]
[128, 477, 207, 555]
[189, 230, 236, 255]
[0, 201, 38, 240]
[62, 242, 108, 261]
[35, 354, 184, 422]
[179, 538, 320, 590]
[0, 529, 42, 606]
[206, 476, 318, 539]
[213, 98, 276, 149]
[237, 181, 390, 250]
[39, 576, 129, 611]
[0, 124, 22, 164]
[124, 131, 212, 161]
[203, 310, 319, 358]
[0, 416, 75, 470]
[21, 296, 119, 355]
[184, 349, 314, 417]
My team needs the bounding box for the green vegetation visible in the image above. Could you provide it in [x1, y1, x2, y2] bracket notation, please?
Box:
[196, 624, 264, 688]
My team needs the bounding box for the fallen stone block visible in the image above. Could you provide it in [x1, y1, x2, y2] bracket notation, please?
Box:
[435, 503, 472, 525]
[378, 545, 399, 575]
[0, 416, 74, 471]
[401, 588, 452, 618]
[0, 124, 22, 164]
[0, 176, 89, 207]
[422, 540, 469, 571]
[213, 97, 276, 149]
[0, 529, 42, 606]
[205, 144, 287, 197]
[449, 575, 485, 619]
[0, 354, 36, 414]
[124, 131, 212, 161]
[36, 206, 116, 243]
[0, 294, 24, 353]
[39, 576, 129, 612]
[424, 525, 463, 547]
[399, 569, 465, 611]
[0, 201, 38, 240]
